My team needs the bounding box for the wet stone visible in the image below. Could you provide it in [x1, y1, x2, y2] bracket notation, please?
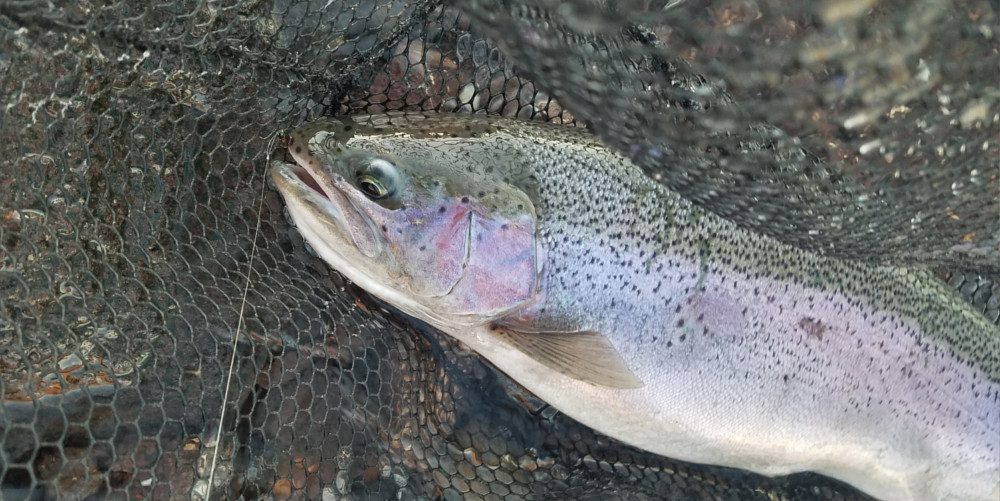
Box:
[462, 447, 481, 466]
[446, 442, 464, 461]
[455, 430, 478, 449]
[452, 476, 470, 493]
[457, 460, 476, 480]
[444, 488, 463, 501]
[531, 469, 551, 482]
[392, 471, 408, 487]
[439, 453, 457, 475]
[550, 464, 569, 481]
[973, 285, 990, 308]
[432, 470, 450, 488]
[489, 480, 510, 496]
[469, 478, 490, 496]
[431, 435, 447, 456]
[614, 461, 630, 476]
[494, 469, 514, 486]
[481, 451, 500, 469]
[961, 278, 979, 297]
[509, 482, 530, 496]
[499, 454, 517, 472]
[487, 436, 508, 456]
[475, 465, 495, 483]
[511, 469, 531, 484]
[471, 432, 489, 453]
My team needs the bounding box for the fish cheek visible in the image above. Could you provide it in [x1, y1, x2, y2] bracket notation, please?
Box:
[389, 204, 471, 298]
[443, 211, 535, 315]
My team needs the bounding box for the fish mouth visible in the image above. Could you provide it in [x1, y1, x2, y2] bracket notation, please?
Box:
[287, 162, 328, 201]
[270, 158, 382, 259]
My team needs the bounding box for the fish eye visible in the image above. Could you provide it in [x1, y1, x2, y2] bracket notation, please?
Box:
[358, 175, 389, 198]
[356, 158, 398, 200]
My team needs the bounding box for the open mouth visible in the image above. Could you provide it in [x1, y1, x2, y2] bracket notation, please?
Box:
[284, 153, 329, 200]
[272, 156, 383, 259]
[293, 165, 328, 200]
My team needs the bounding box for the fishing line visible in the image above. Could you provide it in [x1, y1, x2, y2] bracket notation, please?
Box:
[204, 131, 279, 500]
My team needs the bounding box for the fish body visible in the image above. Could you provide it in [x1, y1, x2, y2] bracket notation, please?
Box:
[270, 112, 999, 501]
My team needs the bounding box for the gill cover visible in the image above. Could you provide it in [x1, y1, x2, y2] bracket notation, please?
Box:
[377, 164, 537, 316]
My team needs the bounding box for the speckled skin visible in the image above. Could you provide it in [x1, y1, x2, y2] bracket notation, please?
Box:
[271, 113, 999, 501]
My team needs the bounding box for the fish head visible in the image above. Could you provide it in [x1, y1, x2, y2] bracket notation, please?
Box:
[270, 117, 539, 327]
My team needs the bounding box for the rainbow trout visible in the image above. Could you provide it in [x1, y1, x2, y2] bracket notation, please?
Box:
[269, 112, 999, 501]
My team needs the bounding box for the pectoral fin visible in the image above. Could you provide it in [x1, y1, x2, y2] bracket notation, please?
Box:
[488, 325, 644, 389]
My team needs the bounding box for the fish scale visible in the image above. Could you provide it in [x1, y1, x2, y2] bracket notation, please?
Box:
[271, 112, 998, 501]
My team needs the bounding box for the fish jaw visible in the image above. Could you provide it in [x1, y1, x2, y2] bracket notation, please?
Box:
[270, 160, 382, 258]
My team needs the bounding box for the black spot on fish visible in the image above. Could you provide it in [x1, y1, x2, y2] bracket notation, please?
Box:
[438, 206, 446, 213]
[799, 317, 828, 340]
[461, 197, 469, 203]
[380, 225, 387, 233]
[676, 319, 685, 328]
[294, 146, 302, 154]
[419, 245, 426, 251]
[344, 125, 352, 131]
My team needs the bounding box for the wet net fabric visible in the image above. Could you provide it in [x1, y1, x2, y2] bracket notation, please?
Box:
[0, 0, 996, 500]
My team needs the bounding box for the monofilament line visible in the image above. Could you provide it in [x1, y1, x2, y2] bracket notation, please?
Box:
[204, 131, 278, 500]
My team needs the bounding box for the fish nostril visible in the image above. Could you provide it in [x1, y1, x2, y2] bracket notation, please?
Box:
[322, 136, 340, 150]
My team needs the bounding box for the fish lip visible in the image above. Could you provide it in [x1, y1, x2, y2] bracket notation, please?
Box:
[269, 160, 331, 206]
[287, 161, 330, 201]
[271, 148, 383, 258]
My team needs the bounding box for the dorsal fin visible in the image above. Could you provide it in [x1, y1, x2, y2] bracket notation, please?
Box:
[488, 325, 644, 389]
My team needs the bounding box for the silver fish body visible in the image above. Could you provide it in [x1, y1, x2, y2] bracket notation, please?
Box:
[270, 112, 999, 501]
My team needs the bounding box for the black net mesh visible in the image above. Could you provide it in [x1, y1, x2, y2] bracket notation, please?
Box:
[0, 0, 996, 499]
